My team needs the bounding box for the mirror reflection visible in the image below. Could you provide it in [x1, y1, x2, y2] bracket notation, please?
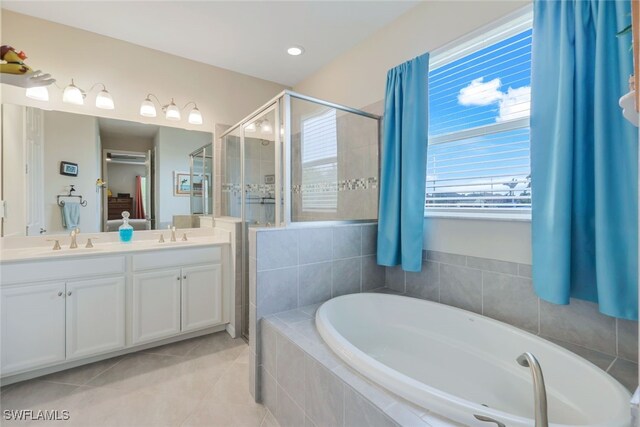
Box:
[1, 104, 213, 237]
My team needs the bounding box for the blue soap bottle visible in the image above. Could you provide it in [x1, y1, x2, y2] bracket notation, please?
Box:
[119, 211, 133, 243]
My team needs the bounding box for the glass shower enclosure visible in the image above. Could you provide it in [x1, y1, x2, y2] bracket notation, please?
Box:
[219, 90, 381, 339]
[189, 144, 213, 216]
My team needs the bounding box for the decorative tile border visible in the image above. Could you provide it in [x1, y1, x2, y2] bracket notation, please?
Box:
[292, 176, 378, 194]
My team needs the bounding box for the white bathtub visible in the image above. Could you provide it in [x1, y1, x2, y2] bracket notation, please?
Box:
[316, 293, 631, 427]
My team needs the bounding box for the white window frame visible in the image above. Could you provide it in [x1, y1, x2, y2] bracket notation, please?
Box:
[301, 109, 338, 213]
[425, 5, 533, 221]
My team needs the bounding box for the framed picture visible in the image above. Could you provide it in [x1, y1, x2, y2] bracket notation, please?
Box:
[60, 161, 78, 177]
[173, 171, 191, 196]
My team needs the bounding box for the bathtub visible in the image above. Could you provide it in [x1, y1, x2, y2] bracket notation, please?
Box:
[316, 293, 631, 427]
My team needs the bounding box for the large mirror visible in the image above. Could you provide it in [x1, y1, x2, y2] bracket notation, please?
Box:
[1, 104, 213, 237]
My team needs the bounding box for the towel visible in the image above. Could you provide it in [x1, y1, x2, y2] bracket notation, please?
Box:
[61, 202, 80, 230]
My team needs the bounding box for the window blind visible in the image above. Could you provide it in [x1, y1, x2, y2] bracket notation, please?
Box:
[301, 109, 338, 212]
[426, 20, 532, 211]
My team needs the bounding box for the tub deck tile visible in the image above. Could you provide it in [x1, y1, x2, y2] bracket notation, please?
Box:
[261, 306, 462, 427]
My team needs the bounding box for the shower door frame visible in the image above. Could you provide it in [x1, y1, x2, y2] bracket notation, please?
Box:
[189, 144, 213, 216]
[219, 90, 382, 340]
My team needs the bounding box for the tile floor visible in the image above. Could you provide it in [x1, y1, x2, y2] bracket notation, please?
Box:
[0, 332, 277, 427]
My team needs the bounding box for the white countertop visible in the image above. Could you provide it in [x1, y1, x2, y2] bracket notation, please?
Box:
[0, 228, 231, 263]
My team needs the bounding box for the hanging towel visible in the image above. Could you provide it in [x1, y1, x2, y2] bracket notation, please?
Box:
[61, 202, 80, 230]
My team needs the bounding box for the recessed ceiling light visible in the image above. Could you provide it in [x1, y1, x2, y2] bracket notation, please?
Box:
[287, 46, 304, 56]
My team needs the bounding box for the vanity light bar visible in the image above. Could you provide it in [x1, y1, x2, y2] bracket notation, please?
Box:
[26, 79, 115, 110]
[139, 94, 203, 125]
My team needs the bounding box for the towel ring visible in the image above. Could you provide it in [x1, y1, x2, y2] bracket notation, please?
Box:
[57, 194, 88, 207]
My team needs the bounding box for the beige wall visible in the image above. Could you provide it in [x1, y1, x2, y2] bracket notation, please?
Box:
[0, 10, 287, 134]
[294, 1, 532, 264]
[44, 111, 101, 234]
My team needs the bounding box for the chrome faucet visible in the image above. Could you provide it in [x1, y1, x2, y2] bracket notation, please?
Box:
[169, 226, 177, 242]
[69, 228, 79, 249]
[517, 352, 549, 427]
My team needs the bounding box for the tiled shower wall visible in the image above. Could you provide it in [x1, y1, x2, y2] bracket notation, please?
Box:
[385, 250, 639, 388]
[248, 223, 384, 398]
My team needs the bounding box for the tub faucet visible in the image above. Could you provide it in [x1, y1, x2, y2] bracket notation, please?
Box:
[517, 352, 549, 427]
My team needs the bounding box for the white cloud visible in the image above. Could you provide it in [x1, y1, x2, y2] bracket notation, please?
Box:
[497, 86, 531, 122]
[457, 77, 503, 106]
[457, 77, 531, 123]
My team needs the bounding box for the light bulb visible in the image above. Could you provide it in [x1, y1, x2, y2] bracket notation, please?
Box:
[25, 86, 49, 101]
[165, 100, 181, 121]
[287, 46, 304, 56]
[139, 98, 157, 117]
[261, 119, 273, 134]
[95, 89, 114, 110]
[245, 122, 256, 133]
[62, 80, 84, 105]
[188, 106, 203, 125]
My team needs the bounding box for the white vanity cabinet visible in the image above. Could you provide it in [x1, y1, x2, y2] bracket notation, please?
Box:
[0, 275, 126, 374]
[131, 246, 223, 344]
[181, 264, 223, 332]
[65, 277, 126, 359]
[0, 243, 229, 380]
[132, 268, 182, 344]
[1, 282, 66, 374]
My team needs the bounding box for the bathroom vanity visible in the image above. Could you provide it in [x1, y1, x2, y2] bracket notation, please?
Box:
[0, 229, 233, 384]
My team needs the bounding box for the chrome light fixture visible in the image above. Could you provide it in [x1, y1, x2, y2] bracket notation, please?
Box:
[188, 105, 203, 125]
[139, 96, 157, 117]
[165, 99, 181, 121]
[60, 79, 115, 109]
[62, 79, 84, 105]
[139, 94, 203, 125]
[25, 86, 49, 101]
[94, 84, 115, 110]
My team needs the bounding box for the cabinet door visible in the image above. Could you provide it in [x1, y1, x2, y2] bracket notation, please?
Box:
[181, 264, 222, 332]
[132, 268, 181, 344]
[66, 277, 126, 359]
[1, 282, 66, 375]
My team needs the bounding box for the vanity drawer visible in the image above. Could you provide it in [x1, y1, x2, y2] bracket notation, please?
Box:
[1, 256, 126, 286]
[132, 246, 222, 271]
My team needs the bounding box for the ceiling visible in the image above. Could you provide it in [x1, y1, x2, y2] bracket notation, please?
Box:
[2, 1, 419, 86]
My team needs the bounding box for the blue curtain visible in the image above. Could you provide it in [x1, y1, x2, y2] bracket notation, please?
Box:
[377, 53, 429, 272]
[531, 0, 637, 320]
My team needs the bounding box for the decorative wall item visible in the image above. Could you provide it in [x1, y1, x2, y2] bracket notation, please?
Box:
[173, 171, 191, 196]
[59, 161, 79, 177]
[264, 174, 275, 184]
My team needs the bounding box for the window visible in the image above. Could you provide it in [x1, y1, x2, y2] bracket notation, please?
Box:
[426, 11, 532, 216]
[301, 109, 338, 212]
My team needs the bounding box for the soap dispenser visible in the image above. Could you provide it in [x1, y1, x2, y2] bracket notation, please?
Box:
[119, 211, 134, 243]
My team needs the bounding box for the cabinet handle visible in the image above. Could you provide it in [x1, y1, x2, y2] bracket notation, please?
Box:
[183, 275, 187, 280]
[177, 277, 180, 281]
[58, 291, 63, 297]
[67, 291, 72, 296]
